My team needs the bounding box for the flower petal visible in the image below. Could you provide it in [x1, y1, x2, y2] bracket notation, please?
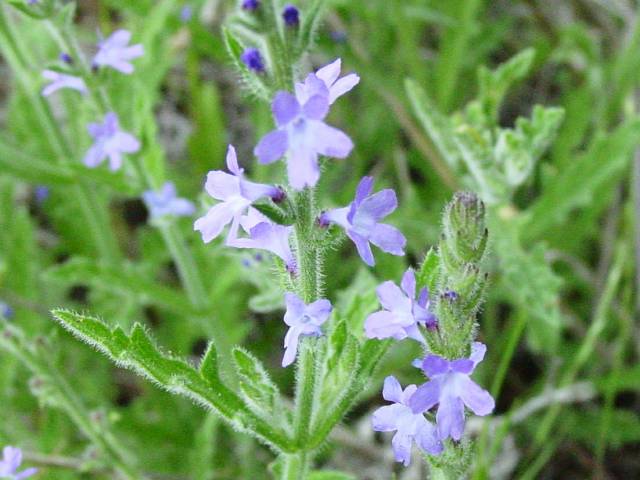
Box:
[391, 431, 413, 466]
[358, 189, 397, 221]
[226, 145, 242, 175]
[408, 379, 441, 414]
[353, 176, 374, 207]
[364, 311, 408, 340]
[315, 58, 341, 87]
[382, 375, 404, 403]
[458, 376, 495, 416]
[371, 403, 405, 432]
[329, 73, 360, 104]
[255, 129, 289, 164]
[282, 326, 302, 367]
[436, 395, 465, 441]
[400, 268, 416, 299]
[305, 299, 332, 324]
[303, 94, 329, 120]
[469, 342, 487, 369]
[204, 171, 241, 200]
[369, 224, 406, 256]
[375, 281, 407, 311]
[347, 230, 374, 266]
[193, 202, 235, 243]
[272, 91, 300, 126]
[421, 355, 449, 377]
[309, 121, 353, 159]
[416, 420, 443, 456]
[287, 146, 320, 190]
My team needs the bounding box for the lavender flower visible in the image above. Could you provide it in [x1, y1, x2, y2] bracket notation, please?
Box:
[0, 446, 37, 479]
[372, 376, 443, 466]
[180, 5, 193, 22]
[365, 268, 436, 342]
[241, 48, 265, 73]
[281, 292, 331, 367]
[242, 0, 260, 10]
[295, 58, 360, 105]
[83, 112, 140, 171]
[254, 83, 353, 190]
[409, 343, 495, 441]
[142, 182, 195, 220]
[194, 145, 283, 243]
[93, 30, 144, 74]
[41, 70, 87, 97]
[230, 212, 297, 274]
[0, 302, 14, 320]
[59, 52, 73, 64]
[282, 5, 299, 27]
[319, 176, 405, 266]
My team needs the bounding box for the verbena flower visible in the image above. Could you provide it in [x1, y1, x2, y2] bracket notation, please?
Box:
[84, 112, 140, 171]
[409, 342, 495, 441]
[282, 5, 299, 27]
[93, 30, 144, 74]
[0, 302, 14, 320]
[254, 84, 353, 190]
[41, 70, 87, 97]
[372, 376, 443, 466]
[230, 212, 297, 274]
[318, 176, 405, 266]
[281, 292, 331, 367]
[365, 268, 436, 342]
[194, 145, 283, 243]
[242, 0, 260, 11]
[0, 446, 37, 480]
[241, 48, 265, 73]
[295, 58, 359, 105]
[142, 182, 195, 220]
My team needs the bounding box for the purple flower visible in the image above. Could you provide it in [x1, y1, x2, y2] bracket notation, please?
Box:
[241, 48, 265, 73]
[409, 343, 495, 441]
[93, 30, 144, 74]
[142, 182, 195, 220]
[0, 302, 14, 320]
[254, 84, 353, 190]
[242, 0, 260, 10]
[194, 145, 283, 244]
[180, 5, 193, 22]
[0, 446, 37, 479]
[83, 112, 140, 171]
[365, 268, 436, 343]
[229, 212, 297, 274]
[372, 376, 443, 466]
[319, 176, 405, 266]
[294, 58, 359, 105]
[59, 52, 73, 64]
[282, 5, 299, 27]
[41, 70, 87, 97]
[281, 292, 331, 367]
[34, 186, 50, 204]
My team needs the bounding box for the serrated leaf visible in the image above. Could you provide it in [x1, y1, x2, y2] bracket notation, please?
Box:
[495, 105, 565, 187]
[51, 310, 294, 451]
[232, 347, 280, 415]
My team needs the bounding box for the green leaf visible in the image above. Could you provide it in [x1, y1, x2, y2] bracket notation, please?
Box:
[495, 106, 565, 187]
[493, 221, 564, 353]
[295, 0, 327, 58]
[199, 342, 220, 384]
[416, 247, 440, 294]
[51, 309, 295, 452]
[475, 48, 536, 123]
[232, 347, 282, 417]
[523, 117, 640, 240]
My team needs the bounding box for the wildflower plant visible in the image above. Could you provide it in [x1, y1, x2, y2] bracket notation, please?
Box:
[1, 1, 636, 479]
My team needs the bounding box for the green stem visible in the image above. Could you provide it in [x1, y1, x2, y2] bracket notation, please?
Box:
[279, 452, 309, 480]
[532, 244, 625, 448]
